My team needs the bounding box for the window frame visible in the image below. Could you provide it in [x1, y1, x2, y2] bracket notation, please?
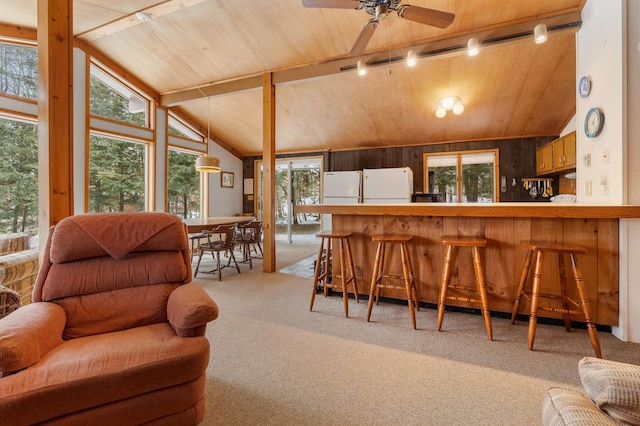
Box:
[423, 148, 500, 203]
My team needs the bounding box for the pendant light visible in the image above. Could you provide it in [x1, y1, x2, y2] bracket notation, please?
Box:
[195, 97, 221, 173]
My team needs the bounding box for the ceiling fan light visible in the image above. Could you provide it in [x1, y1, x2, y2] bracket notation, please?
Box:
[452, 103, 464, 115]
[357, 60, 367, 76]
[407, 50, 417, 67]
[435, 107, 447, 118]
[195, 155, 221, 173]
[534, 23, 548, 44]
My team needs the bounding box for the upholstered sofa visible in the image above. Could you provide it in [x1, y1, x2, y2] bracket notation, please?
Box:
[0, 232, 39, 311]
[0, 212, 219, 425]
[543, 357, 640, 425]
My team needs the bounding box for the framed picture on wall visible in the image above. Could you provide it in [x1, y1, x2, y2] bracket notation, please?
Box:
[221, 171, 234, 188]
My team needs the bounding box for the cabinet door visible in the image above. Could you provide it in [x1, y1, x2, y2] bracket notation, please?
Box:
[536, 144, 553, 175]
[563, 132, 576, 168]
[553, 138, 566, 170]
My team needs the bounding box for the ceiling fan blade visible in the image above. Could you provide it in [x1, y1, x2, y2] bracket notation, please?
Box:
[302, 0, 360, 9]
[350, 19, 378, 55]
[397, 5, 455, 29]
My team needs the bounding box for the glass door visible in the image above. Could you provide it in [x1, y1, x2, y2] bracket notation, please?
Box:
[256, 157, 322, 244]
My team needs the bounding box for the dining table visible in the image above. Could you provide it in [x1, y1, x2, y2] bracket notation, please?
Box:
[183, 216, 255, 233]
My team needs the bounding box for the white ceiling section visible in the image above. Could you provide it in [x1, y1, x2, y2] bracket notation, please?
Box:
[0, 0, 586, 156]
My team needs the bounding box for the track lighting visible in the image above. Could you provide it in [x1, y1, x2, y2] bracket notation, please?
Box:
[534, 23, 548, 44]
[467, 37, 479, 56]
[357, 60, 367, 76]
[406, 50, 417, 67]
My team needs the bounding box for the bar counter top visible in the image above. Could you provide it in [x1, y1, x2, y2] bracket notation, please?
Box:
[295, 202, 640, 219]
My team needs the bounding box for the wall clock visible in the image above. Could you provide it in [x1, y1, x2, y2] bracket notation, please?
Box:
[578, 76, 591, 98]
[584, 107, 604, 138]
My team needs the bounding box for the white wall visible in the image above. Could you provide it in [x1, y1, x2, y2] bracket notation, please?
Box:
[206, 143, 244, 216]
[578, 0, 640, 342]
[576, 0, 625, 204]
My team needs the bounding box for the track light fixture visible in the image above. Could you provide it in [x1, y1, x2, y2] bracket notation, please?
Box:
[357, 60, 367, 76]
[407, 50, 417, 67]
[534, 23, 548, 44]
[467, 37, 479, 56]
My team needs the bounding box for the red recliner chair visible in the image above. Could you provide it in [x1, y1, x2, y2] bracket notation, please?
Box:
[0, 212, 218, 425]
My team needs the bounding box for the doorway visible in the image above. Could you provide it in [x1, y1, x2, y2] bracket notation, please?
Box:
[255, 156, 323, 244]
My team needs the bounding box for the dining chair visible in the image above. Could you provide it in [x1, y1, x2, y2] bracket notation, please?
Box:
[238, 221, 263, 269]
[194, 224, 240, 280]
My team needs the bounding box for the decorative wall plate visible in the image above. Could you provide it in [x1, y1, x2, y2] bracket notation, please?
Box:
[578, 76, 591, 98]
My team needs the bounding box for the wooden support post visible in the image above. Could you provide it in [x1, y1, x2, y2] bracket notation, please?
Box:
[37, 0, 74, 233]
[262, 72, 276, 272]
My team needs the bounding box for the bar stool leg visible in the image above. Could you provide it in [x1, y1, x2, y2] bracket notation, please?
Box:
[472, 246, 493, 340]
[511, 249, 533, 323]
[528, 250, 544, 350]
[310, 237, 326, 311]
[324, 238, 332, 297]
[338, 238, 349, 317]
[570, 254, 602, 358]
[437, 244, 455, 332]
[344, 238, 359, 303]
[400, 242, 417, 330]
[557, 254, 572, 332]
[403, 244, 419, 311]
[367, 242, 384, 322]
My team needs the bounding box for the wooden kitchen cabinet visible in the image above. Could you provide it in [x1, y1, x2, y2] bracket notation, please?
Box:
[553, 131, 576, 172]
[537, 131, 576, 176]
[536, 143, 554, 174]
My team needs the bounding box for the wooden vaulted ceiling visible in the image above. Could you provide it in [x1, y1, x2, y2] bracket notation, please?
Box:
[0, 0, 585, 157]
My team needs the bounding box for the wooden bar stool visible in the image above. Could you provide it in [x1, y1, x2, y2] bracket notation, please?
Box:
[511, 241, 602, 358]
[366, 234, 419, 329]
[437, 236, 492, 340]
[309, 231, 359, 317]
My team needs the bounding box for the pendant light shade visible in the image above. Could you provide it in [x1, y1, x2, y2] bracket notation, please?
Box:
[197, 97, 221, 173]
[195, 155, 220, 173]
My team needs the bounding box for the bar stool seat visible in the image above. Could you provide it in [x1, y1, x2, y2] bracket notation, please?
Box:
[310, 230, 359, 317]
[437, 235, 492, 340]
[367, 234, 419, 329]
[511, 240, 602, 358]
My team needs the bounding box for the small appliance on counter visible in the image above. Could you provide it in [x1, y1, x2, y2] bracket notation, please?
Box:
[411, 193, 444, 203]
[550, 194, 577, 203]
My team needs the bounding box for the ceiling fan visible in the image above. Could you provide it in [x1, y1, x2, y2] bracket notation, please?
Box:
[302, 0, 455, 55]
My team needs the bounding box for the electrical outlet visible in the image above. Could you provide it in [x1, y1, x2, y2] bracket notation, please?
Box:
[583, 153, 591, 167]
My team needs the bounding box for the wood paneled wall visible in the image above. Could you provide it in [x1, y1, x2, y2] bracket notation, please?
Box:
[242, 136, 557, 212]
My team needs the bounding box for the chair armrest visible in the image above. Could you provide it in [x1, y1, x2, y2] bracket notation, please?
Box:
[0, 302, 66, 376]
[167, 283, 219, 337]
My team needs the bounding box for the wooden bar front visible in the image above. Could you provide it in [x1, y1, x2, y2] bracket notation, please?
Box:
[295, 204, 640, 326]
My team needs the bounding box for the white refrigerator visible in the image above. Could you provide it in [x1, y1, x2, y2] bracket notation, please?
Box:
[362, 167, 413, 203]
[322, 171, 362, 230]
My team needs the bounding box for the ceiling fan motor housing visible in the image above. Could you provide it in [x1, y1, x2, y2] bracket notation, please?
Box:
[363, 0, 402, 18]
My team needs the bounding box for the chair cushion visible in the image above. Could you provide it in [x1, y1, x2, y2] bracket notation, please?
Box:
[0, 323, 210, 424]
[580, 357, 640, 425]
[542, 387, 621, 426]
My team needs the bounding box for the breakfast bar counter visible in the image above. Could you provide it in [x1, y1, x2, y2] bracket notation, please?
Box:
[295, 203, 640, 326]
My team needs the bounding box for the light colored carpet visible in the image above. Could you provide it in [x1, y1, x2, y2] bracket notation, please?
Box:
[193, 243, 640, 425]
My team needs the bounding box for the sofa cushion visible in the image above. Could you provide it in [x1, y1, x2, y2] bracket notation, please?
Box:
[580, 357, 640, 425]
[0, 303, 65, 375]
[0, 233, 29, 256]
[0, 323, 210, 424]
[0, 248, 39, 305]
[543, 387, 622, 426]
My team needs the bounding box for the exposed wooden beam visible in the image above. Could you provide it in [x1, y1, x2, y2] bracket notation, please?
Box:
[75, 0, 208, 42]
[38, 0, 74, 229]
[0, 22, 37, 43]
[262, 72, 276, 273]
[159, 10, 582, 107]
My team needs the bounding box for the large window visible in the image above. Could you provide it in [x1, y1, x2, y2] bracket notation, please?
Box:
[88, 135, 146, 212]
[424, 149, 498, 202]
[168, 149, 200, 219]
[0, 42, 37, 100]
[0, 118, 38, 234]
[90, 64, 147, 127]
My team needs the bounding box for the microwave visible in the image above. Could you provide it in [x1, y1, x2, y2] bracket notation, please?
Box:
[411, 193, 443, 203]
